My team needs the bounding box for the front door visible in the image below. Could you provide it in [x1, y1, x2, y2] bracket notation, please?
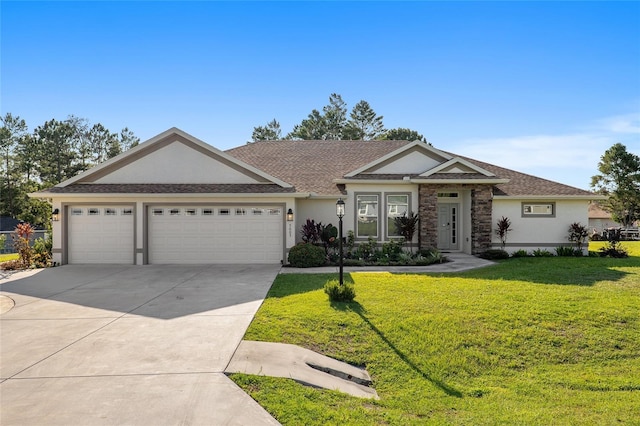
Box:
[437, 203, 459, 251]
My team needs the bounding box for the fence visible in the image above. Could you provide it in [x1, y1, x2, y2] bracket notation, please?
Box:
[0, 230, 49, 254]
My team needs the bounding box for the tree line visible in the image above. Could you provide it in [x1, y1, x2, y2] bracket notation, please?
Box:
[0, 113, 140, 227]
[251, 93, 428, 142]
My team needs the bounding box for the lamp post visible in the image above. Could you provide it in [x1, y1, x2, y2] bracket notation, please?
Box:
[336, 198, 345, 286]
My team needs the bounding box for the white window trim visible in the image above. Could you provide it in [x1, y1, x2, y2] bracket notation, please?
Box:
[385, 192, 411, 239]
[522, 202, 556, 218]
[355, 192, 381, 240]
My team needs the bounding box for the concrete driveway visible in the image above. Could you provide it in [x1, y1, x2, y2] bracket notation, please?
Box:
[0, 264, 282, 426]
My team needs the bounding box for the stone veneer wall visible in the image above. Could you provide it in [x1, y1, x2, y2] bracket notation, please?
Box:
[470, 186, 493, 254]
[418, 184, 493, 254]
[418, 185, 439, 249]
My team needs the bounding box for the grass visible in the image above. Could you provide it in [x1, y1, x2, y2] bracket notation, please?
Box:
[0, 253, 19, 262]
[589, 240, 640, 257]
[230, 252, 640, 425]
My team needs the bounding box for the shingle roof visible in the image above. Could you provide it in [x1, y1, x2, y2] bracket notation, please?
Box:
[38, 183, 296, 194]
[588, 202, 612, 219]
[457, 156, 595, 197]
[227, 140, 596, 197]
[227, 140, 410, 195]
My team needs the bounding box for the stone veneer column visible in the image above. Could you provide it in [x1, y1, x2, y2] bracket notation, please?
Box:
[418, 185, 439, 249]
[471, 186, 493, 254]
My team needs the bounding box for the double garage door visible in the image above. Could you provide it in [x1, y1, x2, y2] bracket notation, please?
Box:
[67, 205, 284, 264]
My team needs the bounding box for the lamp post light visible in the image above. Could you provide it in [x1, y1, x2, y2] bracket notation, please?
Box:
[336, 198, 345, 286]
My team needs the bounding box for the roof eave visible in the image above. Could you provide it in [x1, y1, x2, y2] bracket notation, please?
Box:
[333, 179, 413, 185]
[411, 178, 510, 185]
[493, 194, 607, 200]
[29, 192, 311, 199]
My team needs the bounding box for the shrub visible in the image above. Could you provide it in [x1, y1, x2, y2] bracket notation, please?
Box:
[495, 216, 512, 250]
[345, 230, 356, 258]
[300, 219, 322, 244]
[381, 239, 404, 261]
[599, 240, 629, 258]
[532, 248, 554, 257]
[319, 223, 338, 255]
[568, 222, 589, 250]
[12, 223, 35, 268]
[413, 248, 445, 265]
[479, 249, 509, 260]
[393, 211, 419, 251]
[324, 279, 356, 303]
[355, 236, 380, 261]
[0, 234, 6, 252]
[511, 249, 529, 258]
[32, 235, 52, 268]
[398, 252, 414, 264]
[0, 259, 23, 270]
[343, 258, 364, 267]
[288, 243, 326, 267]
[555, 246, 583, 257]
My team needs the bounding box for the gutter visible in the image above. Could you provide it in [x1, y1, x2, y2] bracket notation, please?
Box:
[28, 192, 313, 199]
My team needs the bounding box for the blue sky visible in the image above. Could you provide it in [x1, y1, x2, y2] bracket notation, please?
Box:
[2, 1, 639, 190]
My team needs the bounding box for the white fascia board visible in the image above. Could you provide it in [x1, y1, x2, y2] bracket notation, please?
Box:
[56, 127, 293, 189]
[344, 141, 452, 177]
[333, 179, 413, 185]
[420, 157, 495, 177]
[307, 194, 348, 200]
[411, 178, 510, 185]
[493, 194, 607, 200]
[34, 192, 312, 199]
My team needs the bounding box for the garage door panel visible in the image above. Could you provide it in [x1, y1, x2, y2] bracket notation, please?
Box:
[68, 206, 134, 264]
[149, 206, 283, 264]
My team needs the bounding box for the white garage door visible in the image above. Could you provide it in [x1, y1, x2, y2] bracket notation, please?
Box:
[68, 206, 134, 264]
[148, 206, 283, 264]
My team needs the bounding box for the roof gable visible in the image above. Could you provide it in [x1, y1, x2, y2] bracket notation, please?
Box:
[58, 128, 291, 188]
[420, 157, 495, 177]
[345, 141, 452, 177]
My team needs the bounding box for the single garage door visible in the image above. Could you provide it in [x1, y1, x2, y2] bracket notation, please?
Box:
[68, 205, 134, 264]
[148, 206, 284, 264]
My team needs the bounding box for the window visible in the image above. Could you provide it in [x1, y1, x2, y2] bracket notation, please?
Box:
[522, 202, 555, 217]
[185, 209, 197, 216]
[437, 192, 459, 198]
[235, 208, 247, 216]
[202, 208, 214, 216]
[88, 208, 100, 216]
[252, 208, 263, 216]
[169, 208, 181, 216]
[268, 208, 282, 216]
[104, 208, 117, 216]
[121, 208, 133, 216]
[218, 208, 230, 216]
[152, 208, 163, 216]
[356, 194, 379, 238]
[387, 194, 409, 238]
[71, 208, 83, 216]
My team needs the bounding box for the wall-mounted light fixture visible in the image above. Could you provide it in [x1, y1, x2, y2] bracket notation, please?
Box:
[52, 208, 60, 222]
[286, 208, 294, 237]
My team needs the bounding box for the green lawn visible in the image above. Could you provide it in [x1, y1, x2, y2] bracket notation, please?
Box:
[589, 240, 640, 257]
[230, 254, 640, 425]
[0, 253, 19, 262]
